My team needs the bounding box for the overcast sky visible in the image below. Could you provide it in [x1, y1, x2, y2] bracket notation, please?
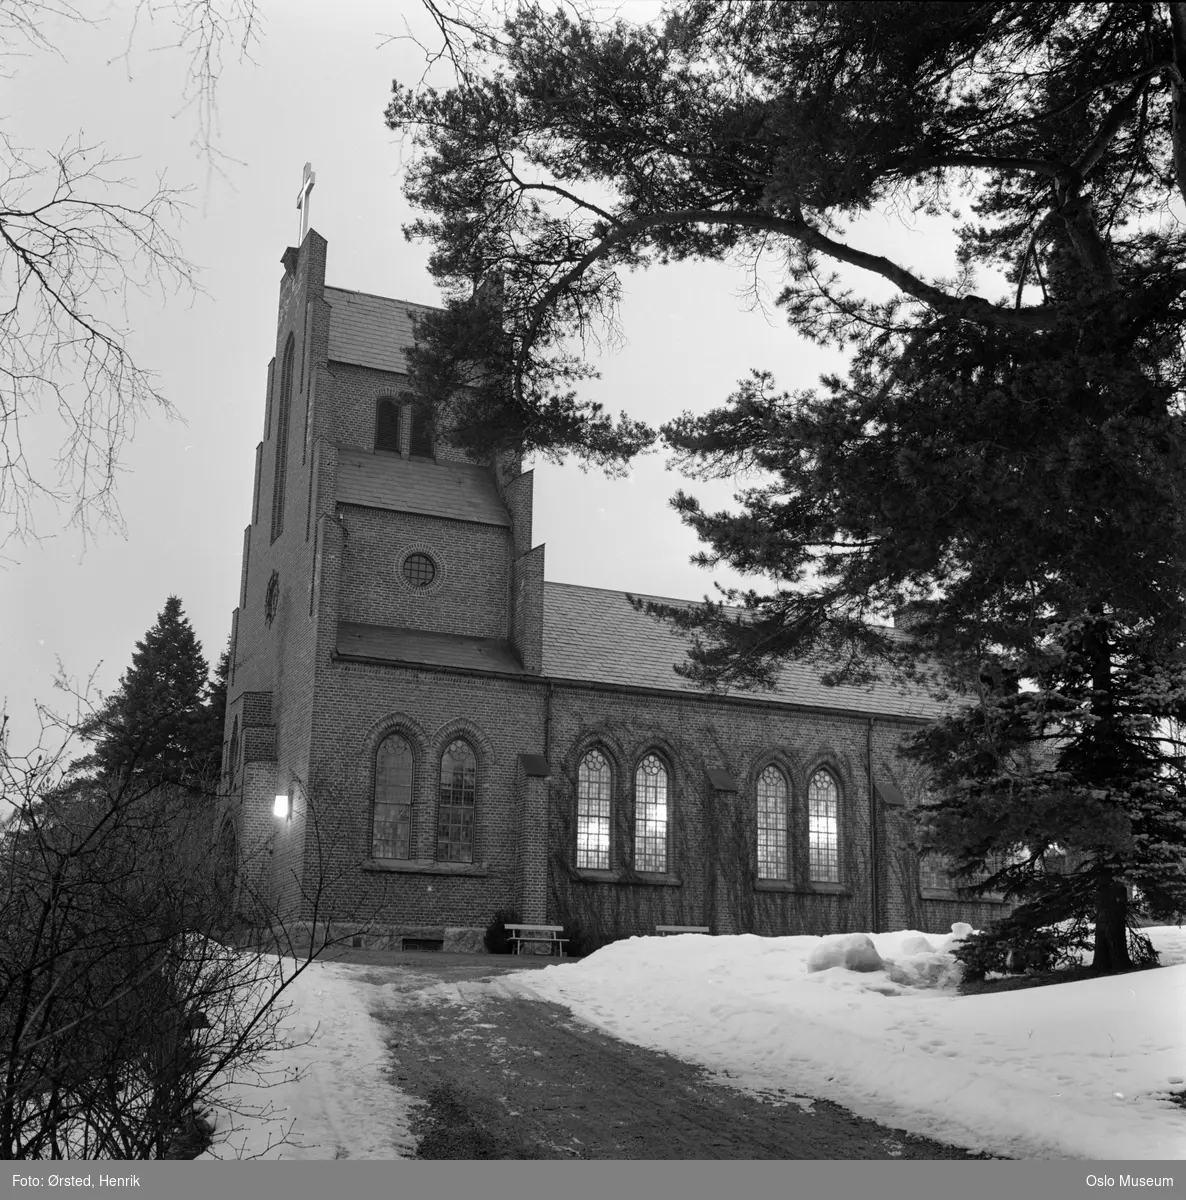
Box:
[1, 1, 961, 758]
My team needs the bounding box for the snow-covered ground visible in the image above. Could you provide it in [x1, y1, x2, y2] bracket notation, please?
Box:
[203, 925, 1186, 1160]
[202, 962, 420, 1160]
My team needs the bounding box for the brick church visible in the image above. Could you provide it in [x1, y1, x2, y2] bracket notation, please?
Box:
[219, 222, 1006, 952]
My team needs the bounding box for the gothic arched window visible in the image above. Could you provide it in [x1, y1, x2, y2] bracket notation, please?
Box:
[634, 753, 669, 873]
[437, 738, 476, 862]
[808, 769, 840, 882]
[756, 764, 789, 880]
[576, 749, 612, 870]
[374, 734, 414, 860]
[375, 398, 402, 453]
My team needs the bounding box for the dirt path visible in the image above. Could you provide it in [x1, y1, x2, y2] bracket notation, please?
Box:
[328, 948, 997, 1160]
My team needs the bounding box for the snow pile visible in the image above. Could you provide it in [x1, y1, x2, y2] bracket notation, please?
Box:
[806, 932, 885, 973]
[503, 925, 1186, 1159]
[807, 926, 972, 989]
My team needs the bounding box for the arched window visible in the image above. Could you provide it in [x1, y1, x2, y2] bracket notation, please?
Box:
[756, 764, 789, 880]
[374, 734, 414, 860]
[375, 398, 402, 453]
[634, 753, 669, 873]
[808, 769, 840, 882]
[437, 738, 476, 862]
[576, 749, 612, 870]
[270, 333, 295, 542]
[408, 402, 433, 458]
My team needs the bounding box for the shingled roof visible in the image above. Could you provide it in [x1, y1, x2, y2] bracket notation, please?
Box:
[324, 287, 439, 375]
[335, 450, 510, 527]
[541, 581, 948, 720]
[337, 623, 526, 673]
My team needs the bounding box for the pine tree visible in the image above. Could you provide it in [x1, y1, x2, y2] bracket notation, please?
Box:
[81, 597, 215, 793]
[392, 2, 1186, 968]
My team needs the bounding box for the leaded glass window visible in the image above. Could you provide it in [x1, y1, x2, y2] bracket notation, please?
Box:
[577, 749, 612, 869]
[373, 734, 413, 860]
[634, 753, 668, 873]
[808, 769, 840, 883]
[756, 765, 789, 880]
[918, 853, 954, 891]
[438, 738, 476, 862]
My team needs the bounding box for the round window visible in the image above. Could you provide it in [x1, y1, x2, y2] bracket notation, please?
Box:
[402, 552, 436, 588]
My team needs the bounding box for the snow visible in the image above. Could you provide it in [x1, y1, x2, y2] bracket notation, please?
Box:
[200, 927, 1186, 1161]
[805, 931, 887, 973]
[201, 962, 419, 1159]
[503, 924, 1186, 1160]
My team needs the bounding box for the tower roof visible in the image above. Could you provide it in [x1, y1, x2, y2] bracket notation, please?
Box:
[324, 286, 440, 374]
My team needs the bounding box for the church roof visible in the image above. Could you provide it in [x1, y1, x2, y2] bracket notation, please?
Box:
[336, 450, 510, 527]
[337, 623, 527, 674]
[324, 287, 439, 374]
[540, 582, 949, 720]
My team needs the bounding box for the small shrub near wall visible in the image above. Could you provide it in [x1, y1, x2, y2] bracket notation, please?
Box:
[484, 908, 519, 954]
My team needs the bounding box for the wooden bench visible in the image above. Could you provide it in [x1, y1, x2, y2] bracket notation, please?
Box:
[504, 924, 569, 957]
[655, 925, 711, 936]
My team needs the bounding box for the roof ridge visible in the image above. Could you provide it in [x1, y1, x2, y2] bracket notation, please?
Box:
[543, 578, 899, 631]
[543, 579, 705, 609]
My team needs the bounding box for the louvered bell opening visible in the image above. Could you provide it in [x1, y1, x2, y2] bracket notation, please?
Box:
[408, 403, 433, 458]
[375, 399, 402, 453]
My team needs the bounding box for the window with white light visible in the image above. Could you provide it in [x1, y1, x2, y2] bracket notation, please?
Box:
[576, 749, 612, 870]
[808, 769, 840, 883]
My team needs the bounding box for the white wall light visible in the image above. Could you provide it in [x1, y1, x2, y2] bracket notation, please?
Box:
[273, 793, 291, 820]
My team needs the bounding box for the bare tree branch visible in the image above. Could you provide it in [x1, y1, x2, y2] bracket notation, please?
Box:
[0, 134, 197, 544]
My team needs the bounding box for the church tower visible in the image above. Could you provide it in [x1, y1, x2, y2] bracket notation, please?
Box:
[220, 209, 550, 945]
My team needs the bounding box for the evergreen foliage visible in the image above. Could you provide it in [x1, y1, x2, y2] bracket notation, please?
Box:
[393, 2, 1186, 968]
[79, 598, 224, 794]
[483, 908, 519, 954]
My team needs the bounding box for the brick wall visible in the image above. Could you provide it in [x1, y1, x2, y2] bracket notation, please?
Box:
[322, 359, 474, 467]
[336, 506, 512, 641]
[540, 684, 1008, 942]
[300, 660, 549, 929]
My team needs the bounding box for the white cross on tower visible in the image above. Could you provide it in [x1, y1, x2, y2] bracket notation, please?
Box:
[296, 162, 316, 243]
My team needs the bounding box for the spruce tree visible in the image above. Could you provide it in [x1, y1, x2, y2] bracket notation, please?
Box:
[81, 597, 214, 793]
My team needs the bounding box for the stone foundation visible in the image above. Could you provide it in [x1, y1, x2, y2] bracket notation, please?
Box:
[284, 920, 488, 954]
